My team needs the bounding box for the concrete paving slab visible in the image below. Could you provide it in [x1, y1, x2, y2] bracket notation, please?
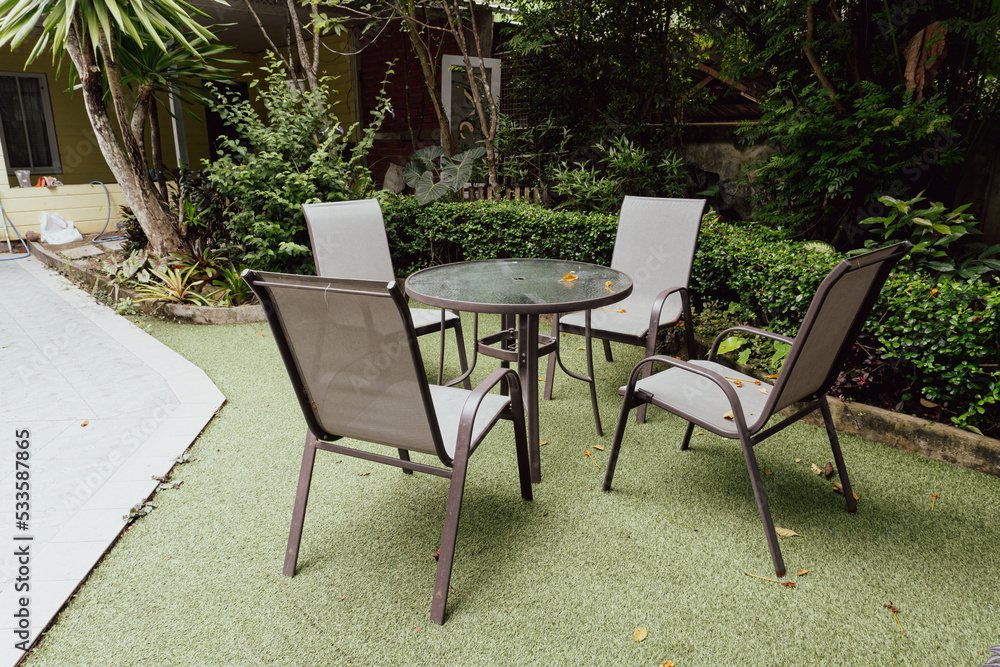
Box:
[0, 256, 225, 665]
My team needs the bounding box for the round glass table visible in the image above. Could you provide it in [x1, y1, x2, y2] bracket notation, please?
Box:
[406, 258, 632, 482]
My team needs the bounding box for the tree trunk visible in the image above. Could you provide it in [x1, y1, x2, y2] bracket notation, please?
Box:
[803, 4, 848, 115]
[65, 23, 184, 257]
[400, 0, 455, 155]
[285, 0, 318, 92]
[149, 100, 169, 202]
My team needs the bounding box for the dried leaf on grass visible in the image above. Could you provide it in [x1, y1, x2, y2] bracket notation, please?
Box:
[633, 627, 647, 642]
[795, 458, 802, 463]
[824, 462, 834, 479]
[660, 662, 675, 667]
[832, 481, 859, 500]
[593, 444, 605, 451]
[774, 526, 801, 537]
[433, 547, 440, 561]
[810, 463, 823, 475]
[798, 569, 809, 576]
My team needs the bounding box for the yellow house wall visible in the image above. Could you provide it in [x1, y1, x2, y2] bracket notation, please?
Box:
[1, 32, 355, 238]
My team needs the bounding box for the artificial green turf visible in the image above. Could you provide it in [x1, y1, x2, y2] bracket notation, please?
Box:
[24, 311, 1000, 666]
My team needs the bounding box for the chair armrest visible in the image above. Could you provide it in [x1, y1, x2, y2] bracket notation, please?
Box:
[625, 354, 750, 433]
[649, 286, 695, 357]
[708, 325, 794, 361]
[458, 367, 524, 455]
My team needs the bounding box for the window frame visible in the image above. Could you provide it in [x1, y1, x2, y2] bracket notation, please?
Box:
[0, 71, 62, 176]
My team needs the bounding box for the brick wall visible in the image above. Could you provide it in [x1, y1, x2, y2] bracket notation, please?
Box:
[358, 21, 462, 187]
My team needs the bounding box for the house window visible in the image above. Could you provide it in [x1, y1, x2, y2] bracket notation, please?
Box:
[0, 72, 62, 175]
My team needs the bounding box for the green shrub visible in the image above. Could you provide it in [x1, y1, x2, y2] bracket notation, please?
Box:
[379, 194, 618, 274]
[202, 56, 390, 273]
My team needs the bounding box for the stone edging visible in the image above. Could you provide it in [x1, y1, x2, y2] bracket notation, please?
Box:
[788, 399, 999, 478]
[27, 239, 265, 325]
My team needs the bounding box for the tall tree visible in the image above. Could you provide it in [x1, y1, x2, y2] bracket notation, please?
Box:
[0, 0, 226, 257]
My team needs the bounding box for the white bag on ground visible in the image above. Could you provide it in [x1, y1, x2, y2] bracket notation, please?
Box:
[38, 211, 83, 245]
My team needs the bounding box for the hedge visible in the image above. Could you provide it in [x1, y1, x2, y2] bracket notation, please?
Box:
[379, 196, 999, 437]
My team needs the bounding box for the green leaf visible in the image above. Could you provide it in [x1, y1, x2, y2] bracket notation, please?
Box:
[717, 335, 747, 355]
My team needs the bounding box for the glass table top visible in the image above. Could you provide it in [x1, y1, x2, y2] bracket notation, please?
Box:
[405, 258, 632, 314]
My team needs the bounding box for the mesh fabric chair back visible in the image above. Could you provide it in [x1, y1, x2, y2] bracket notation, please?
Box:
[249, 271, 444, 459]
[303, 199, 395, 280]
[610, 196, 705, 323]
[769, 243, 909, 413]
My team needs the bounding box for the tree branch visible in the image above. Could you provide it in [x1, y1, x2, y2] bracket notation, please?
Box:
[803, 4, 847, 115]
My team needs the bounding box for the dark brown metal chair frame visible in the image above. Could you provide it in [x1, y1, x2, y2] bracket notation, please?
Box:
[244, 270, 533, 624]
[602, 242, 911, 577]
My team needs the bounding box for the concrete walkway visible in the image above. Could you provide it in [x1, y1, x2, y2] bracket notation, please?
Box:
[0, 256, 224, 666]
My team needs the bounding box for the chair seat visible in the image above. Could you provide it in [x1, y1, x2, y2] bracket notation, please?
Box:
[410, 307, 460, 331]
[561, 293, 683, 339]
[429, 385, 511, 457]
[626, 360, 772, 435]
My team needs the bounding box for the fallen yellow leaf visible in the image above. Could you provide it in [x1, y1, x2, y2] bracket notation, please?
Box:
[758, 387, 768, 394]
[810, 463, 823, 475]
[81, 419, 89, 427]
[633, 627, 647, 642]
[798, 569, 809, 576]
[559, 271, 578, 282]
[593, 444, 605, 451]
[795, 458, 802, 463]
[615, 308, 626, 313]
[539, 440, 548, 446]
[764, 470, 773, 475]
[722, 410, 734, 420]
[605, 280, 614, 292]
[774, 526, 801, 537]
[766, 373, 779, 379]
[660, 662, 675, 667]
[577, 347, 585, 350]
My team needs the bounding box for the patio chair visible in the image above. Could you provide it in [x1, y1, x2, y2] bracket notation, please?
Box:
[243, 270, 533, 625]
[302, 199, 469, 387]
[544, 196, 707, 434]
[601, 242, 911, 577]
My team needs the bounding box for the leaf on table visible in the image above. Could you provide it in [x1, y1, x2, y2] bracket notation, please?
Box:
[759, 387, 768, 394]
[722, 410, 734, 421]
[633, 627, 647, 642]
[797, 569, 809, 576]
[605, 280, 614, 292]
[559, 271, 578, 282]
[774, 526, 801, 537]
[824, 462, 834, 479]
[810, 463, 822, 475]
[615, 308, 626, 313]
[81, 419, 89, 427]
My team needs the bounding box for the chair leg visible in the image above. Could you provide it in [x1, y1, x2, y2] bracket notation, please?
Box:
[284, 430, 319, 577]
[450, 318, 472, 390]
[602, 389, 640, 491]
[398, 448, 413, 475]
[543, 316, 559, 400]
[602, 339, 613, 362]
[510, 402, 533, 501]
[430, 444, 471, 625]
[635, 336, 657, 424]
[738, 431, 785, 577]
[821, 397, 857, 513]
[680, 422, 696, 451]
[584, 318, 603, 436]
